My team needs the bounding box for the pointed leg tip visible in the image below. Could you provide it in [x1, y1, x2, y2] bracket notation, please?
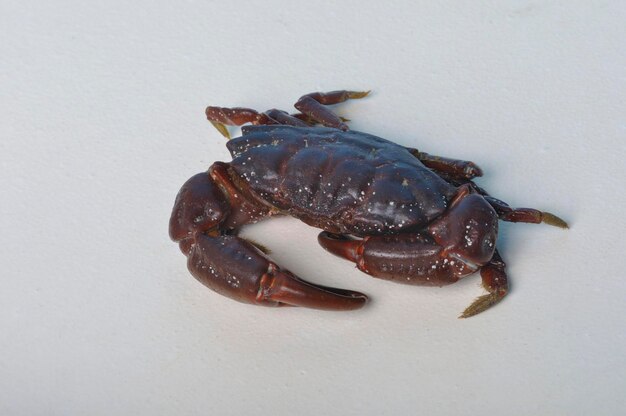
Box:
[458, 308, 480, 319]
[264, 269, 369, 311]
[348, 90, 371, 99]
[542, 212, 569, 229]
[463, 163, 483, 179]
[459, 292, 504, 318]
[210, 121, 231, 139]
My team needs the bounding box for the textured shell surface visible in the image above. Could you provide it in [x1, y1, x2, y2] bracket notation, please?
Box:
[226, 125, 455, 236]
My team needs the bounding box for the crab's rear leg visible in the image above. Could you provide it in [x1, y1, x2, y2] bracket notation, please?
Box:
[294, 90, 370, 130]
[484, 196, 568, 228]
[440, 179, 567, 228]
[407, 148, 569, 228]
[169, 164, 367, 310]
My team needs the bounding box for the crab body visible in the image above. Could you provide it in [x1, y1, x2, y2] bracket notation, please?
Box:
[228, 125, 455, 236]
[169, 90, 567, 317]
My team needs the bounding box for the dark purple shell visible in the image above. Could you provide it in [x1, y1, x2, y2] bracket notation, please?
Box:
[226, 125, 456, 236]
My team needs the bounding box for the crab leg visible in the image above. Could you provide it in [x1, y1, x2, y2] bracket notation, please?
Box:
[406, 148, 567, 228]
[263, 109, 310, 127]
[484, 196, 568, 228]
[206, 90, 369, 137]
[205, 107, 309, 138]
[204, 107, 265, 138]
[291, 112, 351, 126]
[294, 90, 370, 130]
[170, 164, 368, 311]
[422, 168, 569, 229]
[407, 148, 483, 180]
[318, 232, 509, 317]
[460, 250, 508, 318]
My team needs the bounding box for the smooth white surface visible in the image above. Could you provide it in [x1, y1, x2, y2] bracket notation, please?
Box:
[2, 1, 625, 415]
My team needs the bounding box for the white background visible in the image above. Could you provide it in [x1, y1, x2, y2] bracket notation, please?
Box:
[2, 1, 625, 415]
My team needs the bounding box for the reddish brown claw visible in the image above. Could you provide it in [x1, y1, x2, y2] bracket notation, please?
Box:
[185, 234, 367, 311]
[169, 166, 367, 311]
[258, 265, 367, 310]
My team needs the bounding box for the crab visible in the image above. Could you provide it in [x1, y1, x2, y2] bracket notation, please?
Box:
[169, 90, 567, 317]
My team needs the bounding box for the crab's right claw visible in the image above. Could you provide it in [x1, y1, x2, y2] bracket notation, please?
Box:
[186, 234, 367, 311]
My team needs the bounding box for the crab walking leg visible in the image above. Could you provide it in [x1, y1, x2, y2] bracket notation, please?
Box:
[484, 196, 569, 228]
[205, 107, 267, 138]
[423, 171, 568, 229]
[428, 177, 568, 229]
[170, 165, 368, 311]
[206, 107, 311, 138]
[291, 112, 351, 126]
[294, 90, 370, 130]
[406, 148, 483, 180]
[318, 232, 511, 317]
[263, 109, 310, 127]
[460, 250, 508, 318]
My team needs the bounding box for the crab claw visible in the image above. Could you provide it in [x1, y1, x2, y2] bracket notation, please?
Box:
[187, 234, 367, 311]
[258, 265, 368, 310]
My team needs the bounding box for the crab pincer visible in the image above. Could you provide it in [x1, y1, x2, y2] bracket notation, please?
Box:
[184, 234, 367, 310]
[169, 164, 367, 311]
